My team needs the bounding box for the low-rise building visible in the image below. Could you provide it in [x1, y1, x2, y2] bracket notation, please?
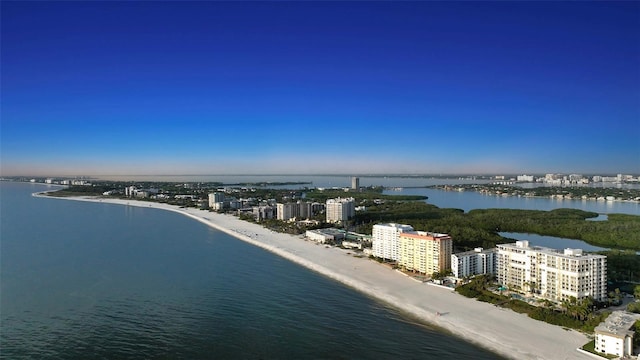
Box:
[594, 311, 640, 358]
[305, 228, 345, 244]
[452, 247, 497, 279]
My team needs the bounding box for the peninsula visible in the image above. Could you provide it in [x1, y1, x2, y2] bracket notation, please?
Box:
[34, 191, 596, 360]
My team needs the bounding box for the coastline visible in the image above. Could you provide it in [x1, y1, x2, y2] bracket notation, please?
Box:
[33, 192, 594, 360]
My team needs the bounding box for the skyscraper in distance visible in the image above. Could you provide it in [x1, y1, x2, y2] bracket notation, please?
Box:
[351, 177, 359, 190]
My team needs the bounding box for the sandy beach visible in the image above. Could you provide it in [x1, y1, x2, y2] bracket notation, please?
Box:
[34, 193, 594, 360]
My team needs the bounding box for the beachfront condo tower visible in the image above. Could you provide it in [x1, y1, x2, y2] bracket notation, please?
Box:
[325, 197, 355, 223]
[372, 223, 414, 261]
[398, 231, 453, 275]
[496, 241, 607, 302]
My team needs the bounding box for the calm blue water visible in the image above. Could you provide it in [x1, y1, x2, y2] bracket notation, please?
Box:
[384, 187, 640, 215]
[0, 182, 502, 359]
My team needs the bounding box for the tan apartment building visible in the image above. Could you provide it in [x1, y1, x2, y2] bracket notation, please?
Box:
[398, 231, 452, 275]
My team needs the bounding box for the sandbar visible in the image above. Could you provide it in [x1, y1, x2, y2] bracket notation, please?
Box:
[34, 192, 594, 360]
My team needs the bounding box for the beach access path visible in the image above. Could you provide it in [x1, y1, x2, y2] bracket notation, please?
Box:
[36, 194, 595, 360]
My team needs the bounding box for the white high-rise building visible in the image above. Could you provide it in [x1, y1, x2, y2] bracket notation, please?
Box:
[372, 223, 414, 261]
[276, 202, 299, 221]
[125, 186, 137, 197]
[496, 241, 607, 303]
[208, 192, 225, 208]
[452, 247, 497, 279]
[351, 177, 360, 190]
[326, 197, 355, 223]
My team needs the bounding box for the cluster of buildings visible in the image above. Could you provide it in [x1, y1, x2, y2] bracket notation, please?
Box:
[208, 191, 356, 225]
[369, 223, 609, 305]
[40, 178, 91, 185]
[125, 186, 159, 199]
[508, 173, 639, 185]
[371, 223, 453, 275]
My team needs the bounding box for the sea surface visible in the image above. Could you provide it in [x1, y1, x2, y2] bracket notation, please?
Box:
[0, 182, 502, 359]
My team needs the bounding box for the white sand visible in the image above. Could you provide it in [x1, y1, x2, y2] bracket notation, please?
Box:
[35, 193, 594, 360]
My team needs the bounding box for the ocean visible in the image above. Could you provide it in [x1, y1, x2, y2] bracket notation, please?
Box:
[0, 182, 502, 359]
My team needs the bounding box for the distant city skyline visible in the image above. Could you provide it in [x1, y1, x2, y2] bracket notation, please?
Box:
[2, 2, 639, 177]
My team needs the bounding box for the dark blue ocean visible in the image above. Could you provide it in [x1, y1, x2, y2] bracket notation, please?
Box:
[0, 182, 502, 359]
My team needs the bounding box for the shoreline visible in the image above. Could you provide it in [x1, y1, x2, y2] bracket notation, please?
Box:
[431, 186, 640, 205]
[33, 192, 594, 360]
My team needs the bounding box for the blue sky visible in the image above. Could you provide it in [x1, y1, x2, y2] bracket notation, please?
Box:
[2, 1, 639, 176]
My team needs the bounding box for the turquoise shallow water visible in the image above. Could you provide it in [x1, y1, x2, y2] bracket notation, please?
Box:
[0, 182, 502, 359]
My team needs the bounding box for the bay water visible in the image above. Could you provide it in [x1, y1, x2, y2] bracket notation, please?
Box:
[0, 182, 502, 359]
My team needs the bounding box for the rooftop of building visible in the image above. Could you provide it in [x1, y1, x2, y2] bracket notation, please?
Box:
[453, 247, 497, 257]
[594, 311, 640, 338]
[326, 197, 355, 203]
[400, 231, 451, 240]
[307, 228, 345, 236]
[497, 240, 606, 260]
[373, 223, 414, 230]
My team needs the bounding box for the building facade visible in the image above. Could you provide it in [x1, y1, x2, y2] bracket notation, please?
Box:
[276, 202, 299, 221]
[305, 228, 345, 244]
[252, 206, 274, 221]
[351, 177, 360, 190]
[594, 311, 639, 358]
[371, 223, 414, 261]
[398, 231, 452, 275]
[208, 192, 225, 208]
[325, 197, 355, 223]
[452, 247, 497, 279]
[496, 241, 607, 302]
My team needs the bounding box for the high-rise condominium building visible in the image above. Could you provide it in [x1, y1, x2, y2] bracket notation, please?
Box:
[325, 197, 355, 223]
[276, 202, 299, 221]
[398, 231, 452, 275]
[371, 223, 415, 261]
[208, 192, 225, 209]
[351, 177, 360, 190]
[496, 241, 607, 302]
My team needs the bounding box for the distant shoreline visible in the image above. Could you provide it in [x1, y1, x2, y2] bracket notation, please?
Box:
[32, 190, 594, 360]
[429, 184, 640, 205]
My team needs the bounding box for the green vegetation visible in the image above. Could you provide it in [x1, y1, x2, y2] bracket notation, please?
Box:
[627, 285, 640, 313]
[49, 185, 115, 196]
[581, 340, 617, 359]
[354, 206, 640, 251]
[603, 250, 640, 284]
[456, 276, 610, 332]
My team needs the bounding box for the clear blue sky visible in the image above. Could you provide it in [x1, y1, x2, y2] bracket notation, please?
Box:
[2, 1, 639, 176]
